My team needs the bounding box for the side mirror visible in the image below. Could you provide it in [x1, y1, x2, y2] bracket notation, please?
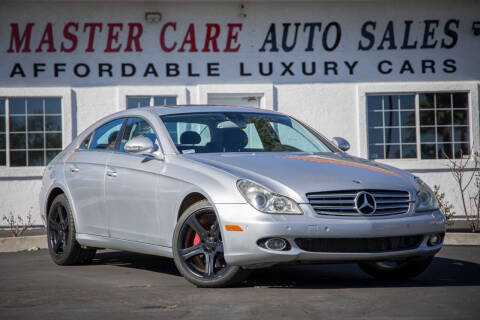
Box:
[332, 137, 350, 152]
[124, 136, 164, 160]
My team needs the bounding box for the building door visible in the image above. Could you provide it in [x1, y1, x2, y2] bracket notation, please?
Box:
[208, 95, 261, 108]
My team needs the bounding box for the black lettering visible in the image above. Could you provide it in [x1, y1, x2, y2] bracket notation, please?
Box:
[421, 20, 439, 49]
[207, 62, 220, 76]
[322, 22, 341, 51]
[303, 23, 322, 51]
[34, 63, 46, 77]
[301, 62, 315, 76]
[401, 20, 417, 49]
[422, 60, 435, 73]
[441, 19, 459, 49]
[344, 60, 358, 75]
[74, 63, 90, 77]
[281, 23, 301, 52]
[54, 63, 66, 77]
[280, 62, 294, 76]
[358, 21, 376, 51]
[259, 24, 278, 52]
[324, 61, 338, 75]
[377, 21, 397, 50]
[259, 62, 273, 76]
[166, 63, 179, 77]
[121, 63, 135, 77]
[443, 59, 456, 73]
[400, 60, 414, 74]
[9, 63, 26, 78]
[240, 62, 252, 76]
[98, 63, 112, 77]
[143, 63, 158, 77]
[188, 63, 199, 77]
[378, 60, 392, 74]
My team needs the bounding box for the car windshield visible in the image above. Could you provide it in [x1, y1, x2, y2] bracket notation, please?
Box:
[161, 112, 334, 154]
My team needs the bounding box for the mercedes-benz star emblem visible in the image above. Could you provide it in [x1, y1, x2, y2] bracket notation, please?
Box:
[355, 191, 376, 215]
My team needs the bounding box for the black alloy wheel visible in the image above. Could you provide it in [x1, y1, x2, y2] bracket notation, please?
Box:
[172, 200, 249, 287]
[48, 203, 69, 256]
[47, 194, 96, 265]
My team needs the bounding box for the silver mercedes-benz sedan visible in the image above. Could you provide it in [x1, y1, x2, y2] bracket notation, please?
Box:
[40, 105, 445, 287]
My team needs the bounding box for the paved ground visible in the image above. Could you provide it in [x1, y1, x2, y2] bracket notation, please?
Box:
[0, 246, 479, 320]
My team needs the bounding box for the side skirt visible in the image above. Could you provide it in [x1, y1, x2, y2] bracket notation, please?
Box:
[76, 233, 173, 258]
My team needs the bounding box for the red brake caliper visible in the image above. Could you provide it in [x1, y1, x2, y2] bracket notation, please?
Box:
[193, 233, 200, 246]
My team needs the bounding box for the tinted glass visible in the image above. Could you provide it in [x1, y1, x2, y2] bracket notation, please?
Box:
[90, 119, 124, 150]
[161, 112, 333, 154]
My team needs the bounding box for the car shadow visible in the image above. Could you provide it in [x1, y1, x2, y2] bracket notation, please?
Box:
[91, 250, 480, 289]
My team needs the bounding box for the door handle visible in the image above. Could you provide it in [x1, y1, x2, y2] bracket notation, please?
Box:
[70, 166, 79, 173]
[106, 169, 117, 177]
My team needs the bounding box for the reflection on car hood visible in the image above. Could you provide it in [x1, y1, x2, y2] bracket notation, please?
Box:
[184, 152, 415, 202]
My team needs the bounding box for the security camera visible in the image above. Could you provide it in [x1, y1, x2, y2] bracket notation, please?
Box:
[473, 21, 480, 36]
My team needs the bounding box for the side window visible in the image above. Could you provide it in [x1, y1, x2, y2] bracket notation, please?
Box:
[79, 132, 93, 150]
[175, 122, 211, 146]
[120, 117, 158, 152]
[89, 119, 124, 150]
[270, 122, 318, 152]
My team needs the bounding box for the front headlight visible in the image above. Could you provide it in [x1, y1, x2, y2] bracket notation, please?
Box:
[236, 179, 303, 214]
[414, 177, 439, 212]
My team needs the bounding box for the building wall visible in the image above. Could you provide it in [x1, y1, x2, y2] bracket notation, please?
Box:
[0, 0, 479, 225]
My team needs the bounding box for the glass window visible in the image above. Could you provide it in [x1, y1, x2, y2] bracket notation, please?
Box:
[1, 97, 62, 166]
[89, 119, 124, 150]
[0, 99, 5, 166]
[126, 96, 177, 109]
[367, 92, 470, 160]
[161, 112, 333, 154]
[79, 132, 93, 150]
[120, 117, 158, 152]
[367, 95, 416, 160]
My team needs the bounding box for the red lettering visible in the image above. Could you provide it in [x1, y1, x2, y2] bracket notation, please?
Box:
[160, 22, 177, 52]
[201, 23, 220, 52]
[84, 23, 102, 52]
[105, 23, 123, 52]
[7, 23, 34, 53]
[35, 23, 56, 52]
[179, 24, 198, 52]
[224, 23, 242, 52]
[60, 22, 79, 53]
[125, 23, 143, 52]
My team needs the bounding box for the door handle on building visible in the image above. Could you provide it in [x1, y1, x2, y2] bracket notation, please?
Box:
[106, 169, 117, 177]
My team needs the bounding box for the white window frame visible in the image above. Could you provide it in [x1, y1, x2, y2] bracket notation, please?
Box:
[118, 86, 187, 111]
[357, 81, 479, 170]
[196, 83, 274, 109]
[0, 87, 72, 176]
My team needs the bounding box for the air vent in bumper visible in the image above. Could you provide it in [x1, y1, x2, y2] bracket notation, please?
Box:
[295, 235, 424, 253]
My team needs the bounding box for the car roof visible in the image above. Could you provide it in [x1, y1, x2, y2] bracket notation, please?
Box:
[147, 105, 281, 116]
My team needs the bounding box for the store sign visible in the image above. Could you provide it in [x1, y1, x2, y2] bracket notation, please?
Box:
[0, 18, 475, 85]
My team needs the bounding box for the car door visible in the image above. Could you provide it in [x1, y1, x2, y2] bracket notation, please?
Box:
[64, 118, 125, 237]
[105, 117, 165, 244]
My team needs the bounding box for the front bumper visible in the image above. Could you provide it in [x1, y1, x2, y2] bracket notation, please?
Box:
[216, 203, 445, 267]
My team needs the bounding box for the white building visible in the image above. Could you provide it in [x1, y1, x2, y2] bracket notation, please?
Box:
[0, 0, 479, 226]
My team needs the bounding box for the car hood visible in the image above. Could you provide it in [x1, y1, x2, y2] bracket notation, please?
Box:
[184, 152, 416, 203]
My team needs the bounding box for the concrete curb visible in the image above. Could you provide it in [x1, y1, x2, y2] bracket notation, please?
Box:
[444, 232, 480, 246]
[0, 235, 47, 253]
[0, 233, 479, 253]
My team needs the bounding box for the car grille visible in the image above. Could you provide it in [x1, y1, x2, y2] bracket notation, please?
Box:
[295, 235, 424, 253]
[306, 190, 411, 216]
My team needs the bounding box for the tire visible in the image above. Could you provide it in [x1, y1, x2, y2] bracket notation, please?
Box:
[172, 200, 250, 287]
[358, 256, 434, 281]
[47, 194, 96, 265]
